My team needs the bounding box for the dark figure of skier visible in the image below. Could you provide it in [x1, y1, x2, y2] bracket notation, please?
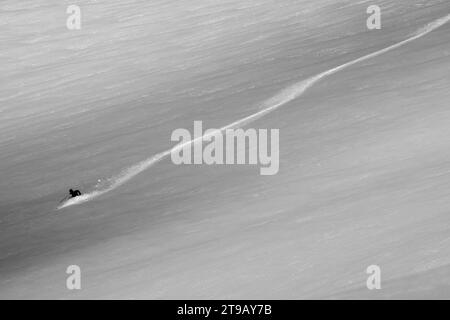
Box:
[69, 189, 82, 198]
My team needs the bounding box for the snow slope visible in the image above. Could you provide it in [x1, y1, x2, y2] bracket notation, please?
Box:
[1, 0, 450, 299]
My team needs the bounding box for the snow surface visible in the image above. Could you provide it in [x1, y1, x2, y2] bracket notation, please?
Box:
[1, 0, 450, 299]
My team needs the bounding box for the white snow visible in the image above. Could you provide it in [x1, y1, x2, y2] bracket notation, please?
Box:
[1, 0, 450, 299]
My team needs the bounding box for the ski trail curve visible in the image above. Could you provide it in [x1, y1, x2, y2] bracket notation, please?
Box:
[58, 14, 450, 210]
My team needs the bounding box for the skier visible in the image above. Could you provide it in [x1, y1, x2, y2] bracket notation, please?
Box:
[69, 189, 82, 198]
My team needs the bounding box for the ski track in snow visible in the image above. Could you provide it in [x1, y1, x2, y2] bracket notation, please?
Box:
[57, 14, 450, 210]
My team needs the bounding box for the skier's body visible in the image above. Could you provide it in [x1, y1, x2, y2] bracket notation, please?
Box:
[69, 189, 82, 198]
